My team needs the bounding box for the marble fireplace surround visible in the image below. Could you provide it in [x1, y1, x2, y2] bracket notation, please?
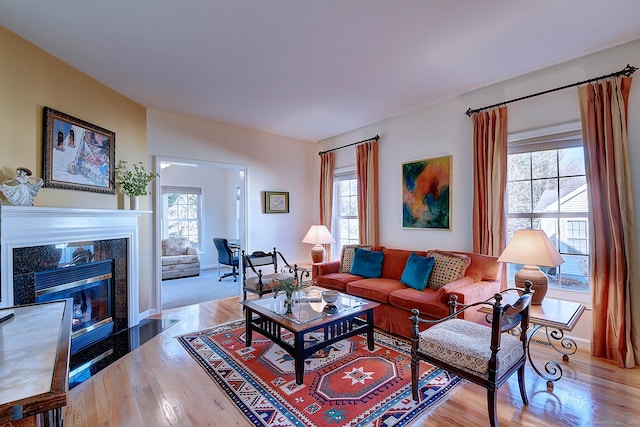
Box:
[0, 206, 144, 328]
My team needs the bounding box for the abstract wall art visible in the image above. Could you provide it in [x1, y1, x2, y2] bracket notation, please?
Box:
[402, 155, 451, 229]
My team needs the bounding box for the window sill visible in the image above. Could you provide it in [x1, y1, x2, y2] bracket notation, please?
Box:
[546, 287, 591, 309]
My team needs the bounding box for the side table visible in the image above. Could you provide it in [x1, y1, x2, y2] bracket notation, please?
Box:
[527, 298, 585, 390]
[480, 296, 585, 390]
[0, 299, 73, 426]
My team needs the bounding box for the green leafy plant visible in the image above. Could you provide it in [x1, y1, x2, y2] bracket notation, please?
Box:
[273, 276, 307, 299]
[115, 160, 159, 196]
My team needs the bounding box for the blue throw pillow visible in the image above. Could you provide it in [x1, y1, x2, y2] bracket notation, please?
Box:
[350, 247, 384, 278]
[400, 253, 435, 291]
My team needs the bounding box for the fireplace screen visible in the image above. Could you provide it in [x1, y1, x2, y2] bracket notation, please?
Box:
[34, 259, 114, 352]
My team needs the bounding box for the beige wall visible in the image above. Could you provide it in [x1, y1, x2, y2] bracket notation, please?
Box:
[147, 109, 317, 261]
[0, 27, 154, 312]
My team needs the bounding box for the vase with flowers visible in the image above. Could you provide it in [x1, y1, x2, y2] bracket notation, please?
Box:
[273, 276, 307, 314]
[115, 160, 159, 209]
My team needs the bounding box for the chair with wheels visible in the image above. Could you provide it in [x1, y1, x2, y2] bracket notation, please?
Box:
[213, 237, 239, 281]
[410, 282, 533, 427]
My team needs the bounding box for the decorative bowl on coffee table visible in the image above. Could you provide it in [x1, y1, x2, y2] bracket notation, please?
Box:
[322, 290, 339, 314]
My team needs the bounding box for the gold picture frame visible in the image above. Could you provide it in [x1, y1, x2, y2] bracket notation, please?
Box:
[42, 107, 116, 194]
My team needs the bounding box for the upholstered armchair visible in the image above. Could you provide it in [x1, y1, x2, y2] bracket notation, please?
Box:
[161, 237, 201, 280]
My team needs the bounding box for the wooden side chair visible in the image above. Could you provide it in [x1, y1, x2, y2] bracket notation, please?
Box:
[410, 282, 533, 427]
[242, 247, 291, 299]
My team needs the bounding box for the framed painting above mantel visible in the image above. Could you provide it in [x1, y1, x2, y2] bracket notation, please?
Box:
[402, 155, 451, 230]
[42, 107, 116, 194]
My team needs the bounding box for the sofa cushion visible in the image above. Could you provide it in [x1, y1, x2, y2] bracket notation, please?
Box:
[350, 248, 384, 278]
[388, 287, 449, 318]
[347, 278, 407, 304]
[161, 254, 199, 266]
[339, 244, 373, 273]
[400, 253, 435, 290]
[380, 249, 424, 280]
[315, 272, 363, 292]
[162, 237, 192, 256]
[426, 250, 471, 289]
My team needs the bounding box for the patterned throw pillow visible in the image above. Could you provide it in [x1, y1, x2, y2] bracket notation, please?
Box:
[339, 244, 373, 273]
[426, 250, 471, 289]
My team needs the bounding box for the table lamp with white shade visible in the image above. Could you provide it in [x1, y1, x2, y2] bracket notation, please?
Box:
[497, 229, 564, 305]
[302, 225, 335, 263]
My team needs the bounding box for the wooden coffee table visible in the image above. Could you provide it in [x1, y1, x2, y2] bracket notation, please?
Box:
[241, 287, 379, 385]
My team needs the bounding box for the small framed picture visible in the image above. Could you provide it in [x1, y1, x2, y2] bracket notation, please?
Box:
[264, 191, 289, 213]
[42, 107, 116, 194]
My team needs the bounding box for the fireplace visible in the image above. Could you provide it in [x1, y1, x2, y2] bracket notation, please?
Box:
[12, 239, 128, 353]
[1, 206, 145, 334]
[35, 259, 114, 353]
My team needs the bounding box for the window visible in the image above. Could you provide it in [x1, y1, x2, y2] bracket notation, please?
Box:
[332, 169, 359, 259]
[506, 124, 590, 293]
[162, 186, 202, 248]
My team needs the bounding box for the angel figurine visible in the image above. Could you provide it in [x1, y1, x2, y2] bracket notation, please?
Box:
[1, 167, 44, 206]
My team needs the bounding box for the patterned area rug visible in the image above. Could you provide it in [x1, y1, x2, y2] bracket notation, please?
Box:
[177, 319, 461, 426]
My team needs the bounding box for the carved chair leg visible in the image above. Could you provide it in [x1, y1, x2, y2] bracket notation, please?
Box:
[517, 365, 529, 405]
[411, 356, 419, 401]
[487, 389, 498, 427]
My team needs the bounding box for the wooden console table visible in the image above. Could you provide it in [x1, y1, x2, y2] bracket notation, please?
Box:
[480, 296, 585, 390]
[0, 300, 72, 427]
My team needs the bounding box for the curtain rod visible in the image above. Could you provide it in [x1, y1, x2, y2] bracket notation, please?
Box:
[465, 64, 637, 117]
[318, 135, 380, 155]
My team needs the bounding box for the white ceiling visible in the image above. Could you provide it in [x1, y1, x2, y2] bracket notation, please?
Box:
[1, 1, 640, 142]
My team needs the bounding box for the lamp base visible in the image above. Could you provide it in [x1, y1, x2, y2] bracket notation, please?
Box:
[310, 244, 326, 264]
[515, 265, 548, 305]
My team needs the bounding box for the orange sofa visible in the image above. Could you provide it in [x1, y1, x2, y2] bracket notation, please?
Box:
[311, 247, 502, 339]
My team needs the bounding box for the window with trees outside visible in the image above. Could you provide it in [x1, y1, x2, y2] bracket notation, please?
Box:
[332, 170, 359, 259]
[506, 124, 590, 294]
[162, 186, 202, 249]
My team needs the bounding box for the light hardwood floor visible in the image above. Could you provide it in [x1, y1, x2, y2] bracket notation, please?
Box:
[63, 297, 640, 426]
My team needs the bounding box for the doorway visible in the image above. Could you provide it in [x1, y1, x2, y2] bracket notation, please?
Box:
[153, 155, 247, 311]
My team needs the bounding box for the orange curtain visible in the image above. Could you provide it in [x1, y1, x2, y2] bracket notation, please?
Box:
[579, 76, 638, 367]
[319, 152, 334, 254]
[472, 107, 508, 257]
[356, 140, 379, 246]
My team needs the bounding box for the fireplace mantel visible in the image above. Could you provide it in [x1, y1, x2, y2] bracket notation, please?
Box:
[1, 205, 148, 327]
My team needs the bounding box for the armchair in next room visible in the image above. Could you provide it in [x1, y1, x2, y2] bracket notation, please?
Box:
[162, 237, 201, 280]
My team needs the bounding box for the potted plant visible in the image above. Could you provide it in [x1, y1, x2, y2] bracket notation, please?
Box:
[273, 276, 307, 314]
[115, 160, 159, 209]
